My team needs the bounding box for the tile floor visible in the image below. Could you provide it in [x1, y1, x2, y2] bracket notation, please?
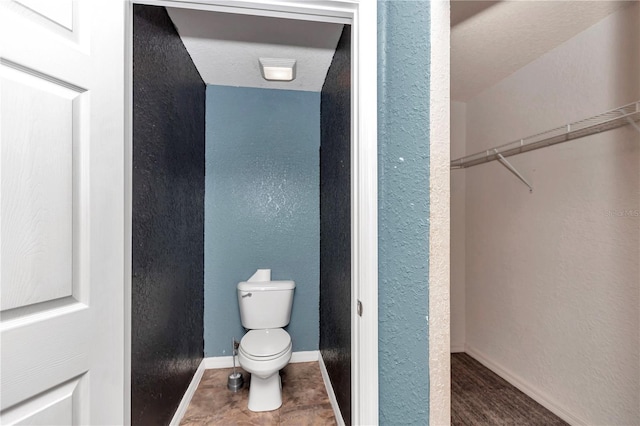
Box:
[180, 361, 337, 425]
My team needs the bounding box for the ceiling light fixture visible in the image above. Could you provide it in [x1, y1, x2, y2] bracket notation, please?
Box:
[259, 58, 296, 82]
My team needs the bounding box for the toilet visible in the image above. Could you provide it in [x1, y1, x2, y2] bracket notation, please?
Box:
[237, 269, 295, 412]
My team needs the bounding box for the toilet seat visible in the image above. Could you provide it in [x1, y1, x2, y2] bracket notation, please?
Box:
[239, 329, 291, 360]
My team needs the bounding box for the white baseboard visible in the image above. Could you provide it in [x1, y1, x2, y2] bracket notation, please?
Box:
[169, 359, 205, 426]
[318, 352, 345, 426]
[450, 343, 465, 353]
[465, 344, 587, 426]
[290, 350, 319, 363]
[204, 350, 320, 369]
[203, 355, 235, 369]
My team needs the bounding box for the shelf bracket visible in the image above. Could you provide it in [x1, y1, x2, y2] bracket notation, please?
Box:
[626, 117, 640, 135]
[494, 150, 533, 193]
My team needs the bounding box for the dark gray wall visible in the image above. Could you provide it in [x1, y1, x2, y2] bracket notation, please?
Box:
[132, 5, 205, 425]
[320, 26, 351, 426]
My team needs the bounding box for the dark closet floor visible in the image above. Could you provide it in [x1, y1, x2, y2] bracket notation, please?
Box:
[452, 353, 568, 426]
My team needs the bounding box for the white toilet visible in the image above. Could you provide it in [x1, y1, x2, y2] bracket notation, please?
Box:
[237, 269, 295, 412]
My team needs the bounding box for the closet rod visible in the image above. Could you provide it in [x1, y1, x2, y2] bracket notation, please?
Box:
[451, 100, 640, 169]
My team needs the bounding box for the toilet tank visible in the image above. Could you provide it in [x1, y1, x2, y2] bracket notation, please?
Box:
[237, 280, 295, 329]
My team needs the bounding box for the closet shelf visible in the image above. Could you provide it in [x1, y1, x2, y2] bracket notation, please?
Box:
[451, 100, 640, 169]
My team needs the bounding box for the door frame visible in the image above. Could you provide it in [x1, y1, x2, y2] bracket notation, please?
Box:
[123, 1, 378, 424]
[428, 1, 451, 425]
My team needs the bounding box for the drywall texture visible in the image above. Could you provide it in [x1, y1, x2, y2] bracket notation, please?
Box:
[461, 4, 640, 424]
[378, 1, 431, 423]
[319, 25, 351, 426]
[132, 5, 205, 426]
[166, 7, 343, 92]
[451, 1, 628, 101]
[205, 85, 320, 356]
[427, 1, 451, 423]
[450, 101, 466, 352]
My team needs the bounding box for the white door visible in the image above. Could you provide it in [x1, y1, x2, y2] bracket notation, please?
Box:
[0, 1, 125, 424]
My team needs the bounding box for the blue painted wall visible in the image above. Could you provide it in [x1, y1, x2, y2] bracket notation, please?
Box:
[378, 1, 431, 424]
[205, 85, 320, 356]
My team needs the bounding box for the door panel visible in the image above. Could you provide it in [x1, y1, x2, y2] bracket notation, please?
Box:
[1, 62, 85, 311]
[1, 306, 89, 410]
[0, 1, 124, 424]
[2, 374, 88, 425]
[15, 0, 74, 31]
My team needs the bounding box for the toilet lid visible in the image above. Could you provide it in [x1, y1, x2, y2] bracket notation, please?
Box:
[241, 329, 291, 357]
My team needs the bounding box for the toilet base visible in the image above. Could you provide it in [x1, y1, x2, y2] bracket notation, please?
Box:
[248, 372, 282, 412]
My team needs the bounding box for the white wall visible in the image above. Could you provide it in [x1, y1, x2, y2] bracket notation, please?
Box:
[450, 101, 466, 352]
[462, 4, 640, 425]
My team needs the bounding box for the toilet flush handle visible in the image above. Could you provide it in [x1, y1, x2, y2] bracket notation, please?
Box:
[241, 292, 252, 298]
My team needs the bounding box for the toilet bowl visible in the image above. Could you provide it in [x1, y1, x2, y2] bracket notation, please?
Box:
[236, 269, 296, 412]
[238, 328, 292, 411]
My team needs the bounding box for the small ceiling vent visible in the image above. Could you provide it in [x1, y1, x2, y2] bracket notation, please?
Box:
[259, 58, 297, 82]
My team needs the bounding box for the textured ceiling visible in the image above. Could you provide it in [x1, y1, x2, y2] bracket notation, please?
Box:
[451, 0, 498, 27]
[451, 0, 630, 101]
[166, 8, 343, 92]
